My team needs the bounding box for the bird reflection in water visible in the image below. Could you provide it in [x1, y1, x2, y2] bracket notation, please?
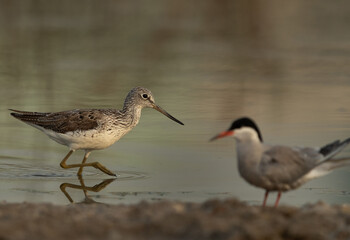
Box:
[60, 175, 116, 203]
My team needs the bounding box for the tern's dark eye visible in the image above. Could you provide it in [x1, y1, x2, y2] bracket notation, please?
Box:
[142, 94, 148, 99]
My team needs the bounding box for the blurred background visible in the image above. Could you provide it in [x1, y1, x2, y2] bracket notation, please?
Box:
[0, 0, 350, 205]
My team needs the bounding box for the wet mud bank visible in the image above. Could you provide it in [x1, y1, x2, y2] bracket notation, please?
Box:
[0, 198, 349, 240]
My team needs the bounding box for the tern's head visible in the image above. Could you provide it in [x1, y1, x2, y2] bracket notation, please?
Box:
[210, 117, 263, 142]
[123, 87, 184, 125]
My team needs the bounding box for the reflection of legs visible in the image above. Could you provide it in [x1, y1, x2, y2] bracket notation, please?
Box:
[60, 150, 116, 176]
[60, 175, 116, 203]
[60, 183, 75, 203]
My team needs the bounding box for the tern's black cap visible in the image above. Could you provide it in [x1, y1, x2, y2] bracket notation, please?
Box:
[229, 117, 263, 142]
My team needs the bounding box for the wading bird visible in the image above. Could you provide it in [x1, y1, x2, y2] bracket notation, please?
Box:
[10, 87, 184, 176]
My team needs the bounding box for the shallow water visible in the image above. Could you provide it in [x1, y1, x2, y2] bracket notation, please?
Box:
[1, 0, 350, 206]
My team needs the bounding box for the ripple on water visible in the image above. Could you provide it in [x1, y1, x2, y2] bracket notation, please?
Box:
[0, 155, 148, 181]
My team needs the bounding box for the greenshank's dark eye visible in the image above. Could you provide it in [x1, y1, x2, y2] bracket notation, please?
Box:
[142, 94, 148, 99]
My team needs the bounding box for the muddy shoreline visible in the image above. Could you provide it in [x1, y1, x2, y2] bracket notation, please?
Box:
[0, 198, 349, 240]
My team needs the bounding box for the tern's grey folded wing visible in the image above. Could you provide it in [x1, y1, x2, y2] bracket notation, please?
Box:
[259, 146, 322, 185]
